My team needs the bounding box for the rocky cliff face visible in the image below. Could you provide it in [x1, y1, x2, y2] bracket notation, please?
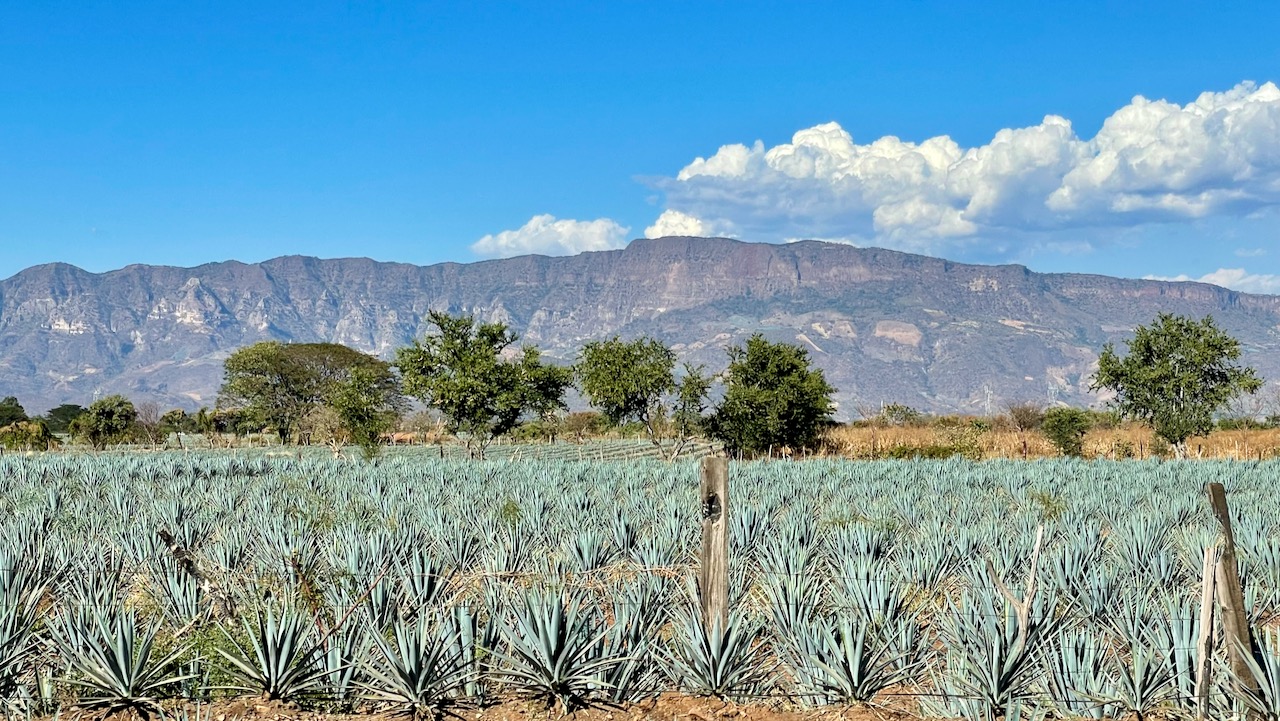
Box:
[2, 237, 1277, 417]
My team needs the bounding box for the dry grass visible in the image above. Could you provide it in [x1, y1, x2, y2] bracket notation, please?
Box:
[822, 423, 1280, 460]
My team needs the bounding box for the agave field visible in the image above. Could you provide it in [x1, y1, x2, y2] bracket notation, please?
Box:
[1, 453, 1280, 719]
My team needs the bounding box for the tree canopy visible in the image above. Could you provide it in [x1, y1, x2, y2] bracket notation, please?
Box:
[576, 336, 709, 459]
[0, 397, 27, 427]
[70, 395, 137, 450]
[219, 341, 400, 442]
[577, 336, 676, 430]
[1092, 313, 1262, 452]
[706, 334, 835, 456]
[396, 311, 572, 458]
[331, 366, 401, 460]
[0, 420, 57, 451]
[40, 404, 87, 434]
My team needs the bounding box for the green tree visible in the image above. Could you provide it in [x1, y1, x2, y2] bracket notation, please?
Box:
[396, 311, 572, 458]
[1091, 313, 1263, 454]
[0, 397, 27, 427]
[577, 337, 675, 432]
[666, 364, 712, 460]
[40, 404, 87, 434]
[159, 409, 197, 436]
[576, 336, 711, 459]
[219, 342, 400, 442]
[70, 395, 138, 450]
[706, 334, 836, 457]
[331, 366, 404, 460]
[0, 420, 58, 451]
[1041, 407, 1091, 457]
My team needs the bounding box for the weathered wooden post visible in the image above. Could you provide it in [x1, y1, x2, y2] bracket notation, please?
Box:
[1207, 482, 1259, 706]
[699, 455, 729, 629]
[1195, 545, 1218, 720]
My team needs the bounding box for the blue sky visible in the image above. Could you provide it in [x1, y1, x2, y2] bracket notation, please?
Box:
[2, 2, 1279, 292]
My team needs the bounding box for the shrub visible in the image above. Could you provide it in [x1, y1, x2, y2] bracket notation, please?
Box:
[880, 403, 926, 427]
[1042, 407, 1091, 457]
[0, 420, 59, 451]
[884, 444, 961, 460]
[1217, 417, 1271, 431]
[1004, 402, 1045, 432]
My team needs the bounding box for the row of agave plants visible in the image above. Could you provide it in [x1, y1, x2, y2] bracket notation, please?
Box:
[0, 453, 1279, 718]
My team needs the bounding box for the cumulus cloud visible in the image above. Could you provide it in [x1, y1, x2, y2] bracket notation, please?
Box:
[652, 81, 1280, 252]
[1146, 268, 1280, 294]
[644, 209, 712, 238]
[472, 215, 630, 258]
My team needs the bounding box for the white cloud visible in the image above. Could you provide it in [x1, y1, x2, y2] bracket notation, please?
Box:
[652, 81, 1280, 253]
[1236, 247, 1268, 257]
[1145, 267, 1280, 294]
[643, 209, 712, 238]
[471, 215, 630, 258]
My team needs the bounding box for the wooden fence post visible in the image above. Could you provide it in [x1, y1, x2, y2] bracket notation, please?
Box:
[699, 456, 729, 630]
[1195, 544, 1218, 720]
[1207, 482, 1259, 705]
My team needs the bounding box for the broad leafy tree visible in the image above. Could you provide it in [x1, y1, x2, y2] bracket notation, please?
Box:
[70, 395, 137, 450]
[576, 336, 710, 459]
[219, 342, 400, 442]
[159, 409, 197, 435]
[0, 396, 27, 427]
[706, 334, 836, 457]
[396, 311, 572, 458]
[1092, 313, 1262, 454]
[40, 404, 87, 434]
[331, 366, 403, 460]
[0, 420, 57, 451]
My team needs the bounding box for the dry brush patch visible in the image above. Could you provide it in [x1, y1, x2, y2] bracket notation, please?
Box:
[822, 423, 1280, 460]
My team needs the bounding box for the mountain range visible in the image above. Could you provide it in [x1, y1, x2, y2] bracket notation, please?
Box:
[1, 236, 1277, 418]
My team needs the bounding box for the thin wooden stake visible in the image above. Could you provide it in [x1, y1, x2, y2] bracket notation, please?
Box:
[699, 455, 729, 630]
[1207, 482, 1259, 706]
[985, 524, 1044, 658]
[1196, 545, 1219, 721]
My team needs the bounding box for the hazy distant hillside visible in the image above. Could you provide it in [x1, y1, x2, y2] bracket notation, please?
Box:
[2, 237, 1277, 417]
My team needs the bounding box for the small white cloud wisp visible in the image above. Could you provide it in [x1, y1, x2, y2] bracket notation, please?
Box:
[471, 215, 630, 258]
[647, 82, 1280, 254]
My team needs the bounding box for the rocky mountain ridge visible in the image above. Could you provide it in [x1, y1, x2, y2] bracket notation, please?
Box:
[2, 236, 1277, 418]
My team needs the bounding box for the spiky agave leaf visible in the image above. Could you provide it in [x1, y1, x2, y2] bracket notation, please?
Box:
[665, 606, 772, 702]
[1155, 595, 1202, 714]
[1041, 631, 1111, 720]
[50, 608, 193, 717]
[757, 535, 824, 646]
[320, 615, 370, 705]
[0, 587, 42, 713]
[398, 549, 454, 615]
[442, 603, 499, 702]
[493, 588, 624, 714]
[1094, 626, 1175, 720]
[933, 587, 1053, 719]
[1228, 628, 1280, 721]
[596, 578, 667, 703]
[359, 613, 473, 720]
[216, 605, 329, 701]
[150, 560, 204, 628]
[783, 615, 912, 706]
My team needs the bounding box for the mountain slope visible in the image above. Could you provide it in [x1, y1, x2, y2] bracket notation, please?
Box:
[1, 237, 1277, 417]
